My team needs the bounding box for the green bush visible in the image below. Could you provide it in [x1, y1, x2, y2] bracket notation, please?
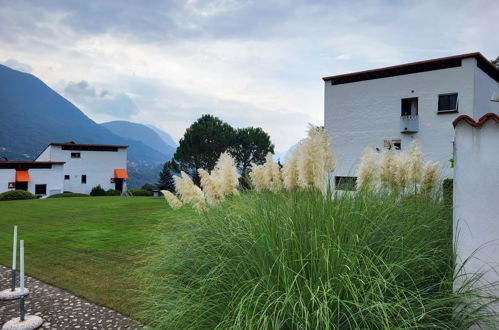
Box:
[141, 183, 157, 191]
[0, 190, 36, 201]
[89, 185, 107, 196]
[129, 189, 153, 196]
[106, 189, 121, 196]
[443, 178, 453, 205]
[139, 190, 498, 329]
[48, 192, 89, 198]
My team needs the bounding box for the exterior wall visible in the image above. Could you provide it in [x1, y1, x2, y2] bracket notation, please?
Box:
[35, 147, 51, 161]
[474, 66, 499, 118]
[453, 120, 499, 302]
[45, 146, 128, 194]
[0, 165, 64, 197]
[324, 58, 476, 179]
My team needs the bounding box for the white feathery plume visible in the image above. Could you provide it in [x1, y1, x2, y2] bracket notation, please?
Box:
[421, 161, 440, 195]
[174, 171, 206, 212]
[406, 140, 424, 189]
[263, 152, 283, 192]
[379, 147, 398, 191]
[356, 147, 378, 190]
[249, 163, 266, 191]
[282, 145, 300, 190]
[211, 152, 240, 196]
[161, 190, 183, 210]
[198, 168, 223, 205]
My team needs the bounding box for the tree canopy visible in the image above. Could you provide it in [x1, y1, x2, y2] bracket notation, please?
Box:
[167, 114, 274, 185]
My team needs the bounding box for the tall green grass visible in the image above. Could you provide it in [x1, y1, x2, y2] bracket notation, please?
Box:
[139, 190, 497, 329]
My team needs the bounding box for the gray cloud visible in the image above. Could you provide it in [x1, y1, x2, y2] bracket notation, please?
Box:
[63, 80, 138, 119]
[1, 59, 32, 73]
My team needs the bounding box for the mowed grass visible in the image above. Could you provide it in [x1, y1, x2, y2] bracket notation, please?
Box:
[0, 196, 191, 320]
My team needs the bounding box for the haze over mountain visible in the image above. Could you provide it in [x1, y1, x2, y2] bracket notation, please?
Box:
[0, 64, 173, 187]
[145, 124, 178, 148]
[102, 121, 176, 156]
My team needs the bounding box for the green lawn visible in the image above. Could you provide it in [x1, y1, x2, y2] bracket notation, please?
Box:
[0, 196, 191, 320]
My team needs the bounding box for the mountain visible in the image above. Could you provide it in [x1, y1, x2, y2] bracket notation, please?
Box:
[0, 64, 172, 187]
[101, 121, 176, 156]
[145, 124, 178, 148]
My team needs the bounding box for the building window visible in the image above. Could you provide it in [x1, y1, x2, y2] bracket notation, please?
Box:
[71, 152, 81, 158]
[81, 175, 87, 184]
[438, 93, 458, 112]
[335, 176, 357, 191]
[64, 175, 70, 180]
[35, 184, 47, 195]
[401, 98, 418, 116]
[384, 139, 401, 150]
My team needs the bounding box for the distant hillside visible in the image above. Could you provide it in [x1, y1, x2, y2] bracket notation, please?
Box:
[0, 64, 172, 188]
[146, 124, 178, 148]
[102, 121, 176, 156]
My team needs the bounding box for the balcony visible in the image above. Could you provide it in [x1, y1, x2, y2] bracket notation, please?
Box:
[400, 115, 419, 133]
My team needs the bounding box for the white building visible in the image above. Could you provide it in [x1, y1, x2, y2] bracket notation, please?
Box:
[453, 113, 499, 313]
[36, 142, 129, 194]
[323, 52, 499, 188]
[0, 161, 65, 197]
[0, 142, 128, 197]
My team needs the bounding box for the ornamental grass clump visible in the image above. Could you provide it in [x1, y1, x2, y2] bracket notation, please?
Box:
[139, 189, 498, 329]
[161, 190, 183, 210]
[174, 171, 205, 212]
[421, 161, 440, 196]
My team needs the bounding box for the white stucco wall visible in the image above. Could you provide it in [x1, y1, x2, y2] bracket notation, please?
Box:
[0, 165, 64, 197]
[474, 66, 499, 118]
[45, 146, 128, 194]
[324, 58, 477, 179]
[454, 119, 499, 299]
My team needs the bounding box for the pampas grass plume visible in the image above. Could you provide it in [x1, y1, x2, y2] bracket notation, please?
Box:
[198, 168, 223, 205]
[263, 152, 283, 192]
[283, 147, 300, 190]
[212, 152, 240, 196]
[161, 190, 183, 210]
[421, 161, 440, 195]
[357, 147, 378, 190]
[249, 163, 266, 191]
[174, 171, 206, 212]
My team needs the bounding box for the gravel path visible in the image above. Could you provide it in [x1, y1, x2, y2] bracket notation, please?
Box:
[0, 265, 143, 329]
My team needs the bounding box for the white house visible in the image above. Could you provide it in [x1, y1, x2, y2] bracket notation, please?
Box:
[453, 113, 499, 313]
[0, 142, 129, 198]
[35, 142, 129, 194]
[0, 161, 65, 197]
[323, 52, 499, 188]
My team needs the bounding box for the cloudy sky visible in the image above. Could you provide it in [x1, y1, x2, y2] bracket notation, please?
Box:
[1, 0, 498, 152]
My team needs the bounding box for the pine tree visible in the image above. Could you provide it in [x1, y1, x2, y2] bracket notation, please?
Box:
[158, 162, 175, 192]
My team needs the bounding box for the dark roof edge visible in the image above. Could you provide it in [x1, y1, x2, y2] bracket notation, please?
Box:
[453, 113, 499, 128]
[0, 161, 66, 165]
[323, 52, 499, 84]
[49, 143, 128, 148]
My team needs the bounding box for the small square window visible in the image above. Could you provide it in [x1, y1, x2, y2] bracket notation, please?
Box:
[335, 176, 357, 191]
[71, 152, 81, 158]
[401, 98, 418, 116]
[81, 175, 87, 184]
[64, 175, 70, 180]
[438, 93, 458, 112]
[35, 184, 47, 195]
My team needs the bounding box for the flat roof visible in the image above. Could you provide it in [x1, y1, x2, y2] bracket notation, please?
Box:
[323, 52, 499, 85]
[0, 161, 65, 165]
[50, 143, 128, 148]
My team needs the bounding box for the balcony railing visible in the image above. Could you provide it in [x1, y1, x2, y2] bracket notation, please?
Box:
[400, 115, 419, 133]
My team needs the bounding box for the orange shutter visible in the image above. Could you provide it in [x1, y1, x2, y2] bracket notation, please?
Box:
[114, 169, 128, 179]
[15, 170, 30, 182]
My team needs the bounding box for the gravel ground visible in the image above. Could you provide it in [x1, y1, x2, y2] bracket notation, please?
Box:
[0, 265, 143, 329]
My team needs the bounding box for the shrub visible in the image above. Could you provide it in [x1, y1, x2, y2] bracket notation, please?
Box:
[139, 190, 498, 329]
[128, 189, 152, 196]
[89, 185, 107, 196]
[141, 183, 157, 191]
[48, 192, 89, 198]
[0, 190, 36, 201]
[106, 189, 121, 196]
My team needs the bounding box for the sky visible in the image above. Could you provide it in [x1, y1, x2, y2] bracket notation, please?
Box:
[1, 0, 498, 152]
